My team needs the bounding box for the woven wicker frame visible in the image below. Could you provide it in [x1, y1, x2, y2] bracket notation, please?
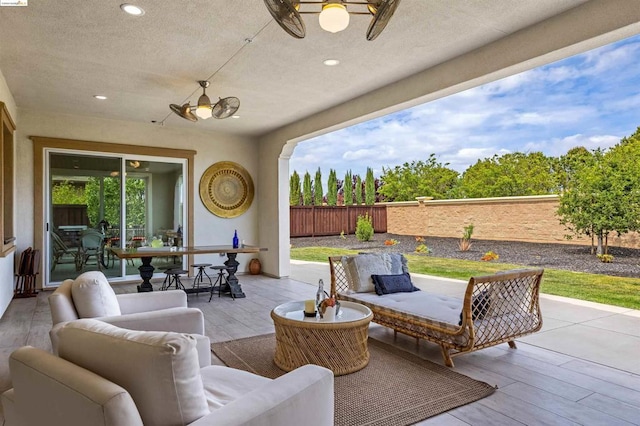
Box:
[329, 256, 544, 367]
[270, 303, 373, 376]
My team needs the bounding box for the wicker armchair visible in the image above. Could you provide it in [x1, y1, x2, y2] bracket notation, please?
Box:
[329, 255, 544, 367]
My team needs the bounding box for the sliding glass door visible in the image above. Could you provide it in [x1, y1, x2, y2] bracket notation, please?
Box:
[45, 150, 186, 286]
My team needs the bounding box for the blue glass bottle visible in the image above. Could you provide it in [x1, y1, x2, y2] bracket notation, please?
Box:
[232, 230, 239, 248]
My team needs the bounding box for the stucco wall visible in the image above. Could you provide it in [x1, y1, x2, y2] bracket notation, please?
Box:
[387, 195, 640, 249]
[15, 109, 260, 289]
[0, 69, 17, 318]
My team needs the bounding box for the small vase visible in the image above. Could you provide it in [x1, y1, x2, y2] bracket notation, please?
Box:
[323, 306, 337, 321]
[248, 258, 261, 275]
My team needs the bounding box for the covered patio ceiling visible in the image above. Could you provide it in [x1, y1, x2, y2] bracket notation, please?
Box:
[3, 0, 634, 139]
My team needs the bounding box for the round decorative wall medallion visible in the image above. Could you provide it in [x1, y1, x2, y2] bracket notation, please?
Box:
[199, 161, 254, 218]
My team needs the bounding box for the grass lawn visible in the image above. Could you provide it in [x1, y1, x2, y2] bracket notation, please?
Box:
[290, 247, 640, 310]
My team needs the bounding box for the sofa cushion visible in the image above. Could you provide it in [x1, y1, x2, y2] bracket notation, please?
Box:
[70, 271, 121, 318]
[58, 319, 209, 426]
[342, 254, 393, 293]
[200, 365, 271, 411]
[371, 273, 420, 295]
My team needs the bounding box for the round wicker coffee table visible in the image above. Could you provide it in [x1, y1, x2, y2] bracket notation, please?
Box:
[270, 300, 373, 376]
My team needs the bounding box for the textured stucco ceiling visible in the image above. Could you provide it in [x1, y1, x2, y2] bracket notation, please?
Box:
[0, 0, 591, 137]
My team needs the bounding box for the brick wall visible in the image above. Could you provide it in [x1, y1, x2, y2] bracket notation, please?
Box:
[386, 195, 640, 249]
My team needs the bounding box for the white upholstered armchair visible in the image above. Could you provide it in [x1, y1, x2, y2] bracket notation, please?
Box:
[48, 271, 210, 366]
[1, 320, 334, 426]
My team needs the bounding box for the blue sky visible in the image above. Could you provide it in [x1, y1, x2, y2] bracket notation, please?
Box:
[290, 34, 640, 180]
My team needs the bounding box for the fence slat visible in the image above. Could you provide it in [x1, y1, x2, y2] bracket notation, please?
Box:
[290, 205, 387, 237]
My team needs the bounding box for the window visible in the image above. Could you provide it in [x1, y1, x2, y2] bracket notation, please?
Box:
[0, 102, 15, 257]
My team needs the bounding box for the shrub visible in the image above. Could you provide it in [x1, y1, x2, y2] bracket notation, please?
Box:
[384, 239, 398, 246]
[415, 244, 431, 254]
[481, 251, 499, 261]
[415, 236, 425, 243]
[597, 254, 614, 263]
[458, 224, 474, 252]
[339, 230, 346, 240]
[462, 224, 474, 240]
[355, 213, 374, 241]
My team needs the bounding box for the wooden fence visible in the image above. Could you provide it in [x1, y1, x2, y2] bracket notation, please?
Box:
[290, 205, 387, 237]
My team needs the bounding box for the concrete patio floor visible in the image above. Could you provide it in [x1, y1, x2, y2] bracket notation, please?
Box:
[1, 261, 639, 424]
[291, 259, 640, 376]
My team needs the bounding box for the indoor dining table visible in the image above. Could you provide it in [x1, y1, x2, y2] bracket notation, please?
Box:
[109, 245, 266, 297]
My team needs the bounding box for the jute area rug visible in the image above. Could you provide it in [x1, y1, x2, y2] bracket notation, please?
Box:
[211, 334, 495, 426]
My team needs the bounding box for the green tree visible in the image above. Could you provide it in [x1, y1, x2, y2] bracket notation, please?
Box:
[313, 167, 323, 205]
[343, 171, 353, 206]
[85, 177, 144, 228]
[378, 155, 460, 201]
[326, 169, 338, 206]
[289, 170, 301, 206]
[51, 181, 86, 205]
[302, 171, 312, 206]
[459, 152, 557, 198]
[365, 167, 376, 205]
[355, 175, 363, 205]
[554, 146, 593, 192]
[558, 128, 640, 255]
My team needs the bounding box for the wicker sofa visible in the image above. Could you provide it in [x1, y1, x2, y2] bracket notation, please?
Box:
[329, 254, 544, 367]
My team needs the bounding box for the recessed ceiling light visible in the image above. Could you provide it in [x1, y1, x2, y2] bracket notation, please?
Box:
[93, 95, 107, 100]
[323, 59, 340, 66]
[120, 4, 145, 16]
[231, 115, 240, 119]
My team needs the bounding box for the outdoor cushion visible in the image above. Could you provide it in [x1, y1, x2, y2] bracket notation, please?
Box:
[57, 319, 209, 426]
[342, 254, 393, 293]
[70, 271, 121, 318]
[371, 273, 420, 295]
[387, 253, 409, 275]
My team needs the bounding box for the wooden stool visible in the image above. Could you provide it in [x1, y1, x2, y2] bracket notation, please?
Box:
[209, 265, 233, 301]
[191, 263, 212, 293]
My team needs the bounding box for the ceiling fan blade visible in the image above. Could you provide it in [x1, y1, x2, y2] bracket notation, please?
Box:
[211, 97, 240, 119]
[366, 0, 400, 41]
[264, 0, 306, 39]
[170, 103, 198, 122]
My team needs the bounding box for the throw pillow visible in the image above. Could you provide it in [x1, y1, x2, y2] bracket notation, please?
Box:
[387, 253, 409, 275]
[458, 290, 491, 325]
[371, 273, 420, 295]
[58, 319, 209, 425]
[343, 254, 392, 293]
[70, 271, 121, 318]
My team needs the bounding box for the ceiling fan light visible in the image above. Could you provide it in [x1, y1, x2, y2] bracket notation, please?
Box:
[196, 93, 212, 119]
[319, 3, 349, 33]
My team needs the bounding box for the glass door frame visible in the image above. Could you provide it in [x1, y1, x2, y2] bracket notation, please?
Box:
[33, 136, 195, 289]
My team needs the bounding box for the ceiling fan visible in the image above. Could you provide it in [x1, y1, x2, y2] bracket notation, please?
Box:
[169, 81, 240, 122]
[263, 0, 400, 40]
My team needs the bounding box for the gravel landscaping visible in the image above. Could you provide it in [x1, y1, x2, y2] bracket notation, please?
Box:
[290, 233, 640, 278]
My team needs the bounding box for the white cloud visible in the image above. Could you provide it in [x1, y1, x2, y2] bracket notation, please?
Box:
[290, 35, 640, 183]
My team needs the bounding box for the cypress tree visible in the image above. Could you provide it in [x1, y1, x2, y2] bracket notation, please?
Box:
[289, 170, 301, 206]
[365, 167, 376, 205]
[302, 171, 312, 206]
[343, 171, 353, 206]
[327, 169, 337, 206]
[313, 167, 323, 205]
[355, 175, 363, 205]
